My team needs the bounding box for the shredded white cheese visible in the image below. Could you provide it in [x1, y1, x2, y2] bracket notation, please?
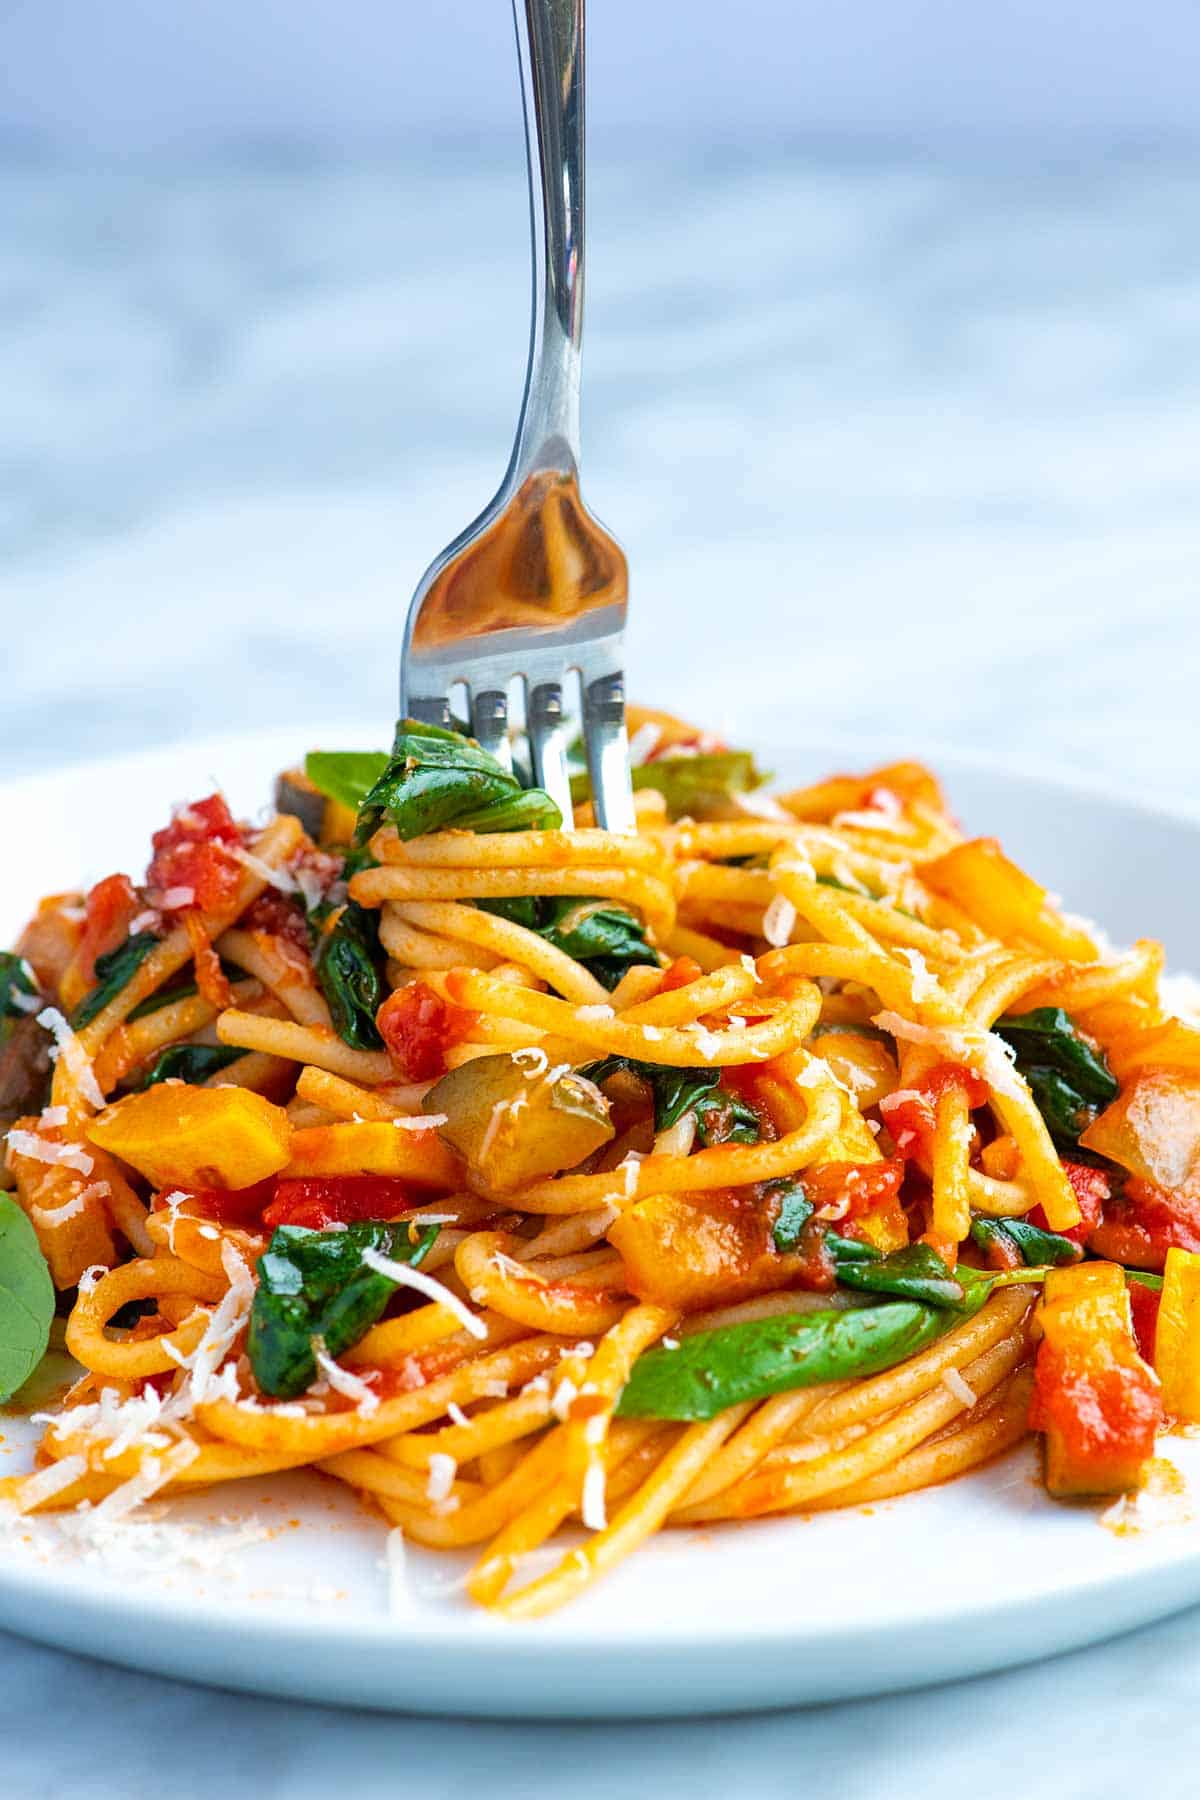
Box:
[6, 1129, 93, 1177]
[512, 1047, 549, 1077]
[762, 894, 797, 948]
[581, 1462, 608, 1531]
[446, 1402, 470, 1429]
[39, 1104, 68, 1128]
[360, 1247, 488, 1339]
[14, 1455, 88, 1514]
[37, 1007, 106, 1112]
[872, 1011, 1024, 1101]
[576, 1004, 616, 1022]
[740, 953, 761, 982]
[231, 845, 298, 893]
[896, 947, 940, 1002]
[941, 1367, 978, 1409]
[390, 1113, 445, 1131]
[313, 1340, 380, 1415]
[127, 908, 160, 935]
[426, 1453, 457, 1505]
[160, 886, 196, 909]
[386, 1526, 409, 1613]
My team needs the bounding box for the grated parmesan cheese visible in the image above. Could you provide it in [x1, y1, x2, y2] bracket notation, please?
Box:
[762, 894, 797, 948]
[740, 953, 761, 982]
[390, 1113, 445, 1131]
[941, 1367, 978, 1409]
[581, 1462, 608, 1531]
[37, 1007, 106, 1112]
[360, 1247, 488, 1339]
[872, 1011, 1024, 1101]
[39, 1104, 68, 1128]
[576, 1004, 616, 1022]
[896, 947, 940, 1002]
[231, 845, 298, 893]
[160, 886, 196, 909]
[313, 1340, 380, 1414]
[386, 1526, 409, 1613]
[14, 1455, 88, 1514]
[6, 1129, 93, 1177]
[512, 1047, 549, 1077]
[426, 1453, 457, 1505]
[127, 909, 161, 935]
[446, 1402, 470, 1428]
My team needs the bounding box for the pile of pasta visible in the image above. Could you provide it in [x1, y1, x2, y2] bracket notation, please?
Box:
[4, 706, 1200, 1618]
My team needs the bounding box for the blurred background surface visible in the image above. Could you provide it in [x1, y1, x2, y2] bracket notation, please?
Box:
[2, 0, 1199, 808]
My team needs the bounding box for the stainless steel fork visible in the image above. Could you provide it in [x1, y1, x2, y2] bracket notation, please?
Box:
[399, 0, 635, 833]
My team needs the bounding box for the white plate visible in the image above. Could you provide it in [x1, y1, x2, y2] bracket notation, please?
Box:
[3, 726, 1200, 1720]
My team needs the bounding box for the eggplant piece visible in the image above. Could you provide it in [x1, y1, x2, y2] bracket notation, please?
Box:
[274, 768, 328, 840]
[0, 1014, 53, 1131]
[425, 1052, 614, 1190]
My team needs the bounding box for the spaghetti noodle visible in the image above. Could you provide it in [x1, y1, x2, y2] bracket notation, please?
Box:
[3, 709, 1199, 1618]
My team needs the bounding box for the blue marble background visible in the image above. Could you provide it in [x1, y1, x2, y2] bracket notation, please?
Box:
[5, 140, 1200, 1796]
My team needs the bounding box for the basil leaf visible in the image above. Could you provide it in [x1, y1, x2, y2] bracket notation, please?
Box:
[310, 896, 385, 1050]
[616, 1297, 968, 1422]
[477, 896, 659, 992]
[994, 1008, 1118, 1146]
[0, 1192, 54, 1402]
[305, 750, 391, 815]
[834, 1240, 967, 1309]
[137, 1044, 247, 1089]
[356, 720, 561, 845]
[770, 1181, 815, 1252]
[970, 1213, 1082, 1268]
[248, 1221, 437, 1399]
[571, 748, 769, 823]
[586, 1057, 761, 1145]
[72, 932, 160, 1029]
[0, 953, 40, 1044]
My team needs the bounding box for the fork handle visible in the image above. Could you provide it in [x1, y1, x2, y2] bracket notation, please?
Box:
[508, 0, 584, 487]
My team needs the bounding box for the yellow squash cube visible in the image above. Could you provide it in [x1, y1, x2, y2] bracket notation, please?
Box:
[87, 1085, 292, 1191]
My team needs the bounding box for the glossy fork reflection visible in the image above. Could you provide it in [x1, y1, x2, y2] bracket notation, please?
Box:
[399, 0, 635, 833]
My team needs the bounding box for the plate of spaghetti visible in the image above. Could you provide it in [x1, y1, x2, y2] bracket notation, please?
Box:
[4, 709, 1200, 1717]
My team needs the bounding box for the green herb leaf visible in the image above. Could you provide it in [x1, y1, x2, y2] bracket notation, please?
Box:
[833, 1241, 968, 1309]
[572, 748, 769, 822]
[770, 1181, 815, 1252]
[994, 1008, 1118, 1146]
[586, 1056, 761, 1146]
[248, 1221, 437, 1399]
[477, 896, 659, 992]
[616, 1297, 967, 1421]
[0, 953, 40, 1044]
[72, 932, 160, 1029]
[136, 1044, 247, 1089]
[310, 896, 385, 1050]
[304, 750, 391, 814]
[0, 1192, 55, 1402]
[969, 1214, 1082, 1268]
[356, 720, 561, 846]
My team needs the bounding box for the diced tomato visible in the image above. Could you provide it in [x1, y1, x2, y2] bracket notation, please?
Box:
[263, 1176, 419, 1230]
[376, 982, 477, 1081]
[1128, 1281, 1162, 1363]
[658, 955, 703, 994]
[1088, 1176, 1200, 1271]
[1028, 1160, 1109, 1248]
[77, 873, 142, 986]
[240, 890, 310, 954]
[159, 1179, 275, 1225]
[1030, 1339, 1162, 1496]
[147, 794, 242, 914]
[184, 910, 232, 1009]
[799, 1158, 906, 1221]
[879, 1063, 988, 1159]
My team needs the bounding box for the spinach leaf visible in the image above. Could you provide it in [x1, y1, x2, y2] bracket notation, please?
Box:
[0, 953, 40, 1046]
[586, 1056, 761, 1146]
[136, 1044, 247, 1089]
[477, 896, 659, 992]
[834, 1241, 968, 1309]
[310, 894, 385, 1050]
[969, 1213, 1082, 1268]
[994, 1008, 1118, 1146]
[616, 1295, 973, 1421]
[770, 1181, 814, 1252]
[304, 750, 390, 814]
[0, 1192, 54, 1402]
[572, 748, 769, 822]
[248, 1220, 437, 1399]
[355, 720, 561, 846]
[72, 932, 160, 1029]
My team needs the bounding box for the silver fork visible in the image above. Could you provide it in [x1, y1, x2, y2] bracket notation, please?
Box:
[399, 0, 635, 834]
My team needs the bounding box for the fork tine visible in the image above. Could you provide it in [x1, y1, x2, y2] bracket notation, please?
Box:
[582, 671, 636, 834]
[409, 695, 454, 730]
[470, 688, 513, 772]
[527, 680, 575, 828]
